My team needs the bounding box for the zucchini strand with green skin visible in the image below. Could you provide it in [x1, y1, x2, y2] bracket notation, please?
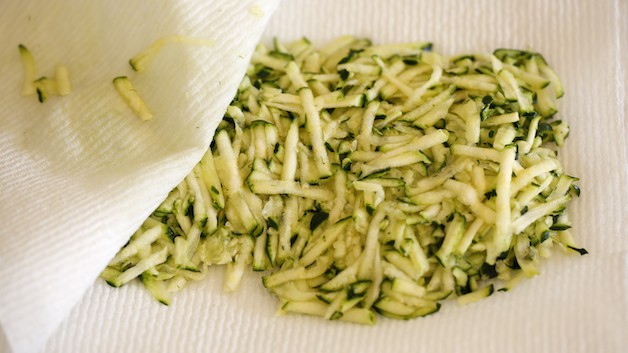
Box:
[113, 76, 153, 120]
[17, 44, 72, 101]
[104, 37, 583, 323]
[199, 150, 225, 209]
[18, 44, 36, 95]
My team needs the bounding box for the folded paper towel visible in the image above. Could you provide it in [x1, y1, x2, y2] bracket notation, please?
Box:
[0, 1, 279, 352]
[2, 0, 628, 353]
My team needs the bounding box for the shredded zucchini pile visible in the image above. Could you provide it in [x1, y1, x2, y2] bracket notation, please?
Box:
[102, 36, 584, 324]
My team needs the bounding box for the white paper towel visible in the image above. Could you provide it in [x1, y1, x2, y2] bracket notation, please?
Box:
[3, 0, 628, 352]
[0, 1, 279, 353]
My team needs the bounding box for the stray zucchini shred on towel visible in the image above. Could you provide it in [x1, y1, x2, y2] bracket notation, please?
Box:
[112, 35, 214, 121]
[18, 44, 72, 103]
[113, 76, 153, 121]
[102, 36, 584, 324]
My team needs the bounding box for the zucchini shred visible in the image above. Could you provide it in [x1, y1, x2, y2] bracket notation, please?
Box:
[17, 44, 72, 102]
[102, 36, 584, 324]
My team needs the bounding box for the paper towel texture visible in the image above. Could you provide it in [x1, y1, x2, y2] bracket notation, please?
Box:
[0, 1, 279, 353]
[4, 0, 628, 352]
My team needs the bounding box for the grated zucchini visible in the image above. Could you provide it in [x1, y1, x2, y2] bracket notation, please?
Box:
[103, 37, 583, 324]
